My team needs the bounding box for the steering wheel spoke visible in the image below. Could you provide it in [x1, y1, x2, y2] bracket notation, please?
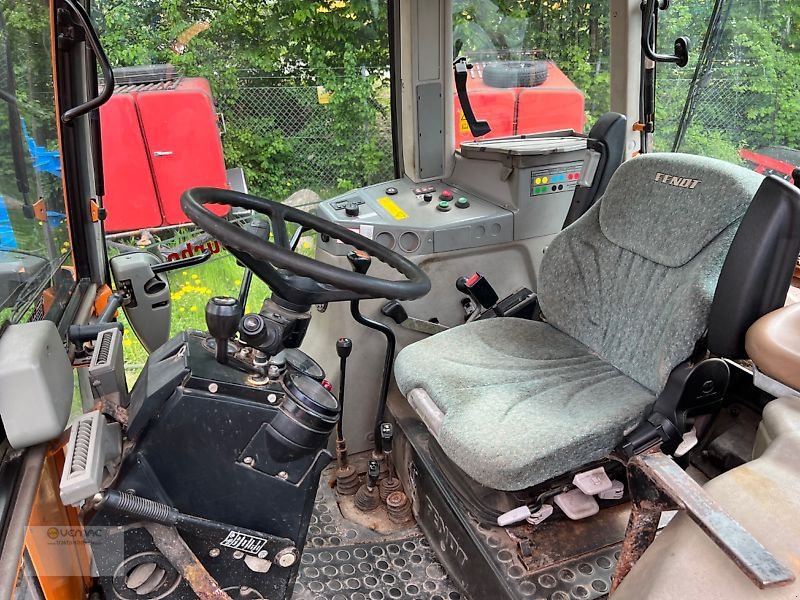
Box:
[181, 188, 431, 305]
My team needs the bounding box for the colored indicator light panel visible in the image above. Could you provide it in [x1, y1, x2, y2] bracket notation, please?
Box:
[530, 164, 583, 197]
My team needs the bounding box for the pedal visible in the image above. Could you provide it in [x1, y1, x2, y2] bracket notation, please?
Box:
[59, 410, 122, 507]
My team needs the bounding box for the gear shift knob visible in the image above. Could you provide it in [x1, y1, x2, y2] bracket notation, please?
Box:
[336, 337, 353, 359]
[347, 250, 372, 275]
[205, 296, 243, 364]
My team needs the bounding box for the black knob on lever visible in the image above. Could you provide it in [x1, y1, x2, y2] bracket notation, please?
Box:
[205, 296, 243, 364]
[381, 422, 394, 453]
[367, 459, 380, 489]
[347, 250, 372, 275]
[336, 337, 353, 359]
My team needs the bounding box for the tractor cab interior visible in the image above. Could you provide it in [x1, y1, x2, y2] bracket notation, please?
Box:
[1, 1, 800, 600]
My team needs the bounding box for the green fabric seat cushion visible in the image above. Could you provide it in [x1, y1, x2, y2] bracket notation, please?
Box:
[394, 318, 656, 490]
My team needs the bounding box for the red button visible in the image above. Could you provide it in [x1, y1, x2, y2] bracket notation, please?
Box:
[439, 190, 454, 201]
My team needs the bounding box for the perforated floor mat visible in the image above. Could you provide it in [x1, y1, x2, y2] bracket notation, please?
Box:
[293, 537, 463, 600]
[293, 477, 462, 600]
[293, 470, 618, 600]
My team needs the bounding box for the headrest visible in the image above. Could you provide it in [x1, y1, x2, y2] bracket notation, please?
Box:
[599, 153, 763, 267]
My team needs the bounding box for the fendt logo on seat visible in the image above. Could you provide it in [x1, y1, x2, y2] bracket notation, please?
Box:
[654, 172, 702, 189]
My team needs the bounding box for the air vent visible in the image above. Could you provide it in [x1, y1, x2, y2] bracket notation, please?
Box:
[59, 411, 122, 507]
[69, 419, 93, 474]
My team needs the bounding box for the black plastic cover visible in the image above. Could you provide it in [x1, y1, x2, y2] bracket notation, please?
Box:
[562, 112, 627, 227]
[707, 175, 800, 358]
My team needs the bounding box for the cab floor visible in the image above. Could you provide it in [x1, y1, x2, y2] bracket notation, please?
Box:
[293, 467, 464, 600]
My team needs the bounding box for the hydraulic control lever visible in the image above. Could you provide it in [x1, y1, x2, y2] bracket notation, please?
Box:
[346, 251, 396, 457]
[355, 459, 382, 512]
[205, 296, 243, 364]
[453, 57, 491, 137]
[367, 459, 380, 489]
[334, 337, 360, 495]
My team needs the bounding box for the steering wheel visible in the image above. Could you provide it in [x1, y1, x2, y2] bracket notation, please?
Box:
[181, 188, 431, 306]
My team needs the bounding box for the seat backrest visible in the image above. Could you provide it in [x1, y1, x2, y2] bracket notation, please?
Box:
[538, 153, 763, 393]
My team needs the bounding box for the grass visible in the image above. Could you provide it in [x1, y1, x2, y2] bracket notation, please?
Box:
[119, 235, 317, 380]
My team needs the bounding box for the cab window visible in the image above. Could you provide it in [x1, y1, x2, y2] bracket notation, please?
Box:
[0, 0, 73, 328]
[452, 0, 611, 145]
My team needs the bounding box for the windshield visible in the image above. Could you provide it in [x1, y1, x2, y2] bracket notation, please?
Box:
[0, 1, 73, 328]
[452, 0, 610, 145]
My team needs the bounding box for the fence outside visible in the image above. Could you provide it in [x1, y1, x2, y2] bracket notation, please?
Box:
[219, 74, 395, 200]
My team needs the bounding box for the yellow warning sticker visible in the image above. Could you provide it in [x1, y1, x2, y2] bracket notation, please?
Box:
[377, 197, 408, 220]
[459, 112, 470, 133]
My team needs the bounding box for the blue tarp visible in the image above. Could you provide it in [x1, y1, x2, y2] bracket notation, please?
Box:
[21, 119, 62, 178]
[0, 197, 16, 249]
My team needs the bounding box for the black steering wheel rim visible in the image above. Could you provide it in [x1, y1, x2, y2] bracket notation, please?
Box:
[181, 187, 431, 305]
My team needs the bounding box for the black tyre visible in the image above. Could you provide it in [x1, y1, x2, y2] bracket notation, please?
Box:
[482, 61, 549, 89]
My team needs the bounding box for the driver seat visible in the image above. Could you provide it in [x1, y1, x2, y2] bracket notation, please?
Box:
[394, 153, 800, 491]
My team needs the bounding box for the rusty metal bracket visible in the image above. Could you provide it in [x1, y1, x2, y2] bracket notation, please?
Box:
[145, 523, 233, 600]
[611, 450, 795, 593]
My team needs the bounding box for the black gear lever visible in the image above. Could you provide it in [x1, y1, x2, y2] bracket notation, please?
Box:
[346, 251, 396, 457]
[205, 296, 243, 364]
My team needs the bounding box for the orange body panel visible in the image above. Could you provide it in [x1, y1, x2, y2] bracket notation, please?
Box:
[24, 447, 92, 600]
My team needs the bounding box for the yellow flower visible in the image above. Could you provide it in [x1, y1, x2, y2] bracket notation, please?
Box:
[235, 280, 242, 286]
[179, 307, 185, 312]
[191, 274, 200, 280]
[190, 306, 198, 312]
[182, 271, 188, 277]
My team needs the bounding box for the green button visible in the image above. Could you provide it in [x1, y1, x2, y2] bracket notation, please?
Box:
[456, 197, 470, 208]
[437, 201, 451, 212]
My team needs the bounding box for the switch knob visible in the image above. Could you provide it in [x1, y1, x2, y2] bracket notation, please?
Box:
[345, 202, 360, 217]
[437, 201, 451, 212]
[423, 194, 433, 203]
[346, 250, 372, 274]
[456, 197, 470, 209]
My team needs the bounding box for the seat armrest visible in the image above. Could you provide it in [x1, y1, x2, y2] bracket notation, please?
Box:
[746, 303, 800, 393]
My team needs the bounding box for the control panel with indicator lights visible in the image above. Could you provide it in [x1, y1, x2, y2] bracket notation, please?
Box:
[530, 162, 584, 196]
[317, 178, 513, 257]
[318, 134, 594, 258]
